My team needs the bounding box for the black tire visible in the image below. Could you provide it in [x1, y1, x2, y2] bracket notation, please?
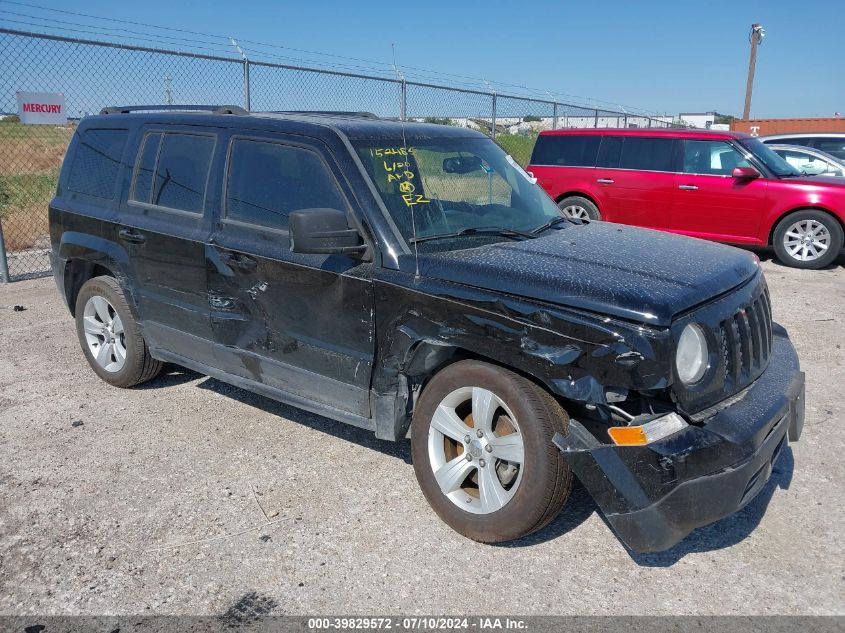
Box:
[411, 360, 572, 543]
[557, 195, 601, 221]
[772, 209, 843, 269]
[74, 275, 163, 388]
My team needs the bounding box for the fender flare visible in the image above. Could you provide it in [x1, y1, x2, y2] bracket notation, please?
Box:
[58, 232, 137, 316]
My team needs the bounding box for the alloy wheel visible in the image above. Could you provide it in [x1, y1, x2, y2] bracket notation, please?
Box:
[82, 295, 127, 373]
[560, 204, 589, 220]
[427, 386, 524, 514]
[783, 219, 831, 262]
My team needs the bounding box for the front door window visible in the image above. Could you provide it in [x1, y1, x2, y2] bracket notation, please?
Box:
[682, 140, 750, 176]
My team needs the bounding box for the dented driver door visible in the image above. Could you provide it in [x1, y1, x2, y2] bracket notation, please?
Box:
[207, 132, 375, 418]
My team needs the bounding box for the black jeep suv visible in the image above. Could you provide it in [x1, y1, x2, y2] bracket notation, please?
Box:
[49, 105, 805, 552]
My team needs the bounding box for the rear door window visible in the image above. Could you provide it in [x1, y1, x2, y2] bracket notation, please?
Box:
[130, 131, 215, 213]
[67, 128, 128, 199]
[766, 136, 813, 148]
[618, 137, 676, 172]
[224, 138, 347, 231]
[530, 135, 600, 167]
[130, 132, 161, 203]
[813, 138, 845, 160]
[596, 136, 623, 168]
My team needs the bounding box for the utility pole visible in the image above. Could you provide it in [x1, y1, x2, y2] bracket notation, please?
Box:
[164, 76, 173, 105]
[742, 23, 765, 120]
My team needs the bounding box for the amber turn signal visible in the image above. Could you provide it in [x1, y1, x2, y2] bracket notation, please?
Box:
[608, 413, 689, 446]
[608, 426, 649, 445]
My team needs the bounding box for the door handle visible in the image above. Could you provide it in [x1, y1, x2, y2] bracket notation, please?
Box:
[678, 184, 699, 190]
[596, 178, 615, 184]
[223, 252, 258, 273]
[118, 228, 146, 244]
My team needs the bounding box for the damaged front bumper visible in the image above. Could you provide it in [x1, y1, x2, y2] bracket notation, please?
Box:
[554, 325, 804, 553]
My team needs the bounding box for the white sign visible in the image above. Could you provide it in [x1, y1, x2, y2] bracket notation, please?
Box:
[16, 91, 67, 125]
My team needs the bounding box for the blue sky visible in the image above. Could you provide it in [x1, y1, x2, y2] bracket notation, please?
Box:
[2, 0, 842, 118]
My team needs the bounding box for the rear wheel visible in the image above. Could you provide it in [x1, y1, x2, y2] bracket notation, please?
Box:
[772, 210, 843, 269]
[75, 276, 163, 388]
[557, 195, 601, 221]
[411, 360, 572, 543]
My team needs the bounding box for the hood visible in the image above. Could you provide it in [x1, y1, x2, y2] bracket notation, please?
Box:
[416, 223, 759, 325]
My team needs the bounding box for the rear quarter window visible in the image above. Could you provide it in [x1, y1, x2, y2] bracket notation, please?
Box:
[66, 128, 128, 199]
[530, 135, 600, 167]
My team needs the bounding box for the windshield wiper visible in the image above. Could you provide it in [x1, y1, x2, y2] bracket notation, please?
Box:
[408, 226, 535, 245]
[531, 215, 577, 234]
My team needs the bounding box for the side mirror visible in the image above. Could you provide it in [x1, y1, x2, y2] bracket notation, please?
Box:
[289, 208, 366, 256]
[732, 166, 761, 179]
[443, 155, 484, 174]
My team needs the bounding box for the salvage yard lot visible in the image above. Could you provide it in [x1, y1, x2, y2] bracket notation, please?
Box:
[0, 255, 843, 616]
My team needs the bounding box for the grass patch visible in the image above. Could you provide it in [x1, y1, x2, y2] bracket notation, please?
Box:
[0, 120, 75, 144]
[494, 133, 537, 167]
[0, 171, 58, 250]
[0, 121, 72, 251]
[0, 171, 58, 210]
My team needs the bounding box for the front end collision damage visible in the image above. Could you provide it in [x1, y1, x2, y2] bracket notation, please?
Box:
[369, 270, 804, 553]
[554, 327, 804, 553]
[369, 268, 674, 441]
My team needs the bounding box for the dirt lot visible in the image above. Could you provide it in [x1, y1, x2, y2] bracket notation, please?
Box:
[0, 254, 843, 616]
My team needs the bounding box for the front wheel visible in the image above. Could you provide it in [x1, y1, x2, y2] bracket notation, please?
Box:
[772, 210, 843, 269]
[411, 360, 572, 543]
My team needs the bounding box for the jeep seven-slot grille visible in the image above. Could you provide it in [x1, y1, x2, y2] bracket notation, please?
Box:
[720, 287, 773, 386]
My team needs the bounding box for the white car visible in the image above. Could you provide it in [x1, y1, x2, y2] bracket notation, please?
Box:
[760, 133, 845, 161]
[768, 144, 845, 177]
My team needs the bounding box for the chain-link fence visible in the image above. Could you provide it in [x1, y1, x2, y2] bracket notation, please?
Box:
[0, 27, 674, 282]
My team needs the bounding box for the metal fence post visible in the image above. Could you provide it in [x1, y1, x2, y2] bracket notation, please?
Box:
[0, 219, 10, 283]
[594, 108, 599, 128]
[400, 78, 407, 121]
[243, 59, 251, 111]
[491, 92, 497, 139]
[552, 102, 558, 130]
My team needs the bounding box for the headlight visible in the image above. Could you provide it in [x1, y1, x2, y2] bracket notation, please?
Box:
[676, 324, 708, 385]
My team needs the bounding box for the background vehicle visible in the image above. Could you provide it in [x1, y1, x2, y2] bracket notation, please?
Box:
[527, 128, 845, 269]
[760, 133, 845, 160]
[768, 144, 845, 177]
[49, 106, 804, 552]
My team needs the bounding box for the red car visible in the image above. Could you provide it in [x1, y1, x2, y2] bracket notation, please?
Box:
[527, 128, 845, 269]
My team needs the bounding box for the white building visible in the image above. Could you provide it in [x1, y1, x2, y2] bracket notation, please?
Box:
[677, 112, 718, 129]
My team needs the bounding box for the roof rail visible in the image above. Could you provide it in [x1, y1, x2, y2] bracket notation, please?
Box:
[271, 110, 380, 119]
[100, 104, 248, 115]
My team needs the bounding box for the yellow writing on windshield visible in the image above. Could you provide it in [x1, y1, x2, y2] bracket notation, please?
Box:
[402, 193, 430, 207]
[372, 150, 430, 207]
[369, 147, 416, 157]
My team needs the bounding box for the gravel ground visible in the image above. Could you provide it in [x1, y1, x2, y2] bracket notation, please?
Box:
[0, 253, 843, 616]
